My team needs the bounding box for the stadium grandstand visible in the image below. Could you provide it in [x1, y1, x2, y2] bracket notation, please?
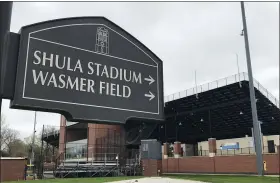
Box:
[40, 72, 280, 178]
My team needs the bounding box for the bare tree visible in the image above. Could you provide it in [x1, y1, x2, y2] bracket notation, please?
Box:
[24, 125, 59, 163]
[43, 125, 59, 138]
[0, 114, 8, 150]
[7, 139, 28, 157]
[0, 114, 20, 153]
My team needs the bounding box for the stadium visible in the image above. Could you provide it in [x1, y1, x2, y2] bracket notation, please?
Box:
[41, 72, 280, 178]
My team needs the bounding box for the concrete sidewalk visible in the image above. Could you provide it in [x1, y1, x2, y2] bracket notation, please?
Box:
[107, 177, 208, 183]
[163, 173, 279, 177]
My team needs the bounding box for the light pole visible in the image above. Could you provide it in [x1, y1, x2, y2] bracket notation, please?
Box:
[31, 111, 37, 163]
[235, 53, 241, 87]
[195, 70, 198, 99]
[240, 2, 264, 176]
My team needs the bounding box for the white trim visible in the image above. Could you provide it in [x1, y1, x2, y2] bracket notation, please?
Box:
[22, 33, 31, 98]
[23, 96, 159, 115]
[157, 65, 159, 114]
[29, 36, 157, 68]
[0, 157, 26, 160]
[66, 121, 78, 126]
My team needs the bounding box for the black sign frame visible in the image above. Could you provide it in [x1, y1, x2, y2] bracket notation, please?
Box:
[9, 17, 164, 124]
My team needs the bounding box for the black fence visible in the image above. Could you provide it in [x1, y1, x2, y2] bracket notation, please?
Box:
[195, 146, 278, 157]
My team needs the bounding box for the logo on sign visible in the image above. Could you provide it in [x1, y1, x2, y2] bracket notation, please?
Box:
[95, 27, 109, 55]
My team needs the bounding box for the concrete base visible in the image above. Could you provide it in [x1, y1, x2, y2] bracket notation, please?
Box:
[163, 155, 168, 159]
[174, 154, 180, 158]
[209, 153, 215, 157]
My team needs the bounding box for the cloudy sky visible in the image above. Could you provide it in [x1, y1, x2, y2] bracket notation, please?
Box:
[2, 2, 279, 139]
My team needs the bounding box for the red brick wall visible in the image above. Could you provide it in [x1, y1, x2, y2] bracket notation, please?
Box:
[163, 158, 179, 172]
[162, 154, 279, 174]
[0, 158, 26, 182]
[179, 157, 215, 173]
[215, 155, 257, 173]
[87, 124, 122, 160]
[58, 115, 66, 158]
[163, 157, 214, 173]
[142, 159, 162, 176]
[263, 154, 280, 174]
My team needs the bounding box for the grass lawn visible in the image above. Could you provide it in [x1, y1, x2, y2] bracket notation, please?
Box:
[166, 174, 280, 183]
[3, 175, 280, 183]
[4, 176, 143, 183]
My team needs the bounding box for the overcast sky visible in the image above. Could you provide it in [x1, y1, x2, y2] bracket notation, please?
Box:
[2, 2, 279, 139]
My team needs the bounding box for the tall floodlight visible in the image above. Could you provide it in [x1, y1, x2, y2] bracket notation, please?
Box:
[240, 2, 264, 176]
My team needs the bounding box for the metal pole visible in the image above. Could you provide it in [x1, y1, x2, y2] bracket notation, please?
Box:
[30, 111, 37, 179]
[195, 70, 198, 99]
[40, 125, 45, 179]
[0, 3, 13, 155]
[235, 53, 242, 87]
[240, 2, 264, 176]
[251, 127, 256, 151]
[31, 111, 37, 163]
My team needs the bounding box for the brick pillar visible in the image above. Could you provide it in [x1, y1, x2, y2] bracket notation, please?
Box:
[208, 138, 217, 157]
[142, 159, 162, 177]
[163, 143, 169, 159]
[87, 124, 96, 162]
[174, 141, 181, 158]
[58, 115, 66, 160]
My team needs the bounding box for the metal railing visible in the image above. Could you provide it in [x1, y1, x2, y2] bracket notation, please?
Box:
[52, 150, 142, 178]
[195, 146, 279, 157]
[64, 152, 120, 163]
[164, 72, 279, 108]
[164, 146, 279, 158]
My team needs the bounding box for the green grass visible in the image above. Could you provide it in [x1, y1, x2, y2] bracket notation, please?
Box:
[166, 174, 280, 183]
[4, 175, 280, 183]
[4, 176, 143, 183]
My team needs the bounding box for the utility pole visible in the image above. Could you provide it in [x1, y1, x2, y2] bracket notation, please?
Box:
[240, 2, 264, 176]
[40, 125, 45, 179]
[31, 112, 37, 163]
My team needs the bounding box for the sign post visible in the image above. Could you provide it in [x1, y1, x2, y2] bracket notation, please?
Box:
[6, 17, 164, 124]
[0, 3, 13, 149]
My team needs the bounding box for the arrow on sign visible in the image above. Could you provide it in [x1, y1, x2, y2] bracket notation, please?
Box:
[144, 75, 155, 85]
[144, 91, 155, 101]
